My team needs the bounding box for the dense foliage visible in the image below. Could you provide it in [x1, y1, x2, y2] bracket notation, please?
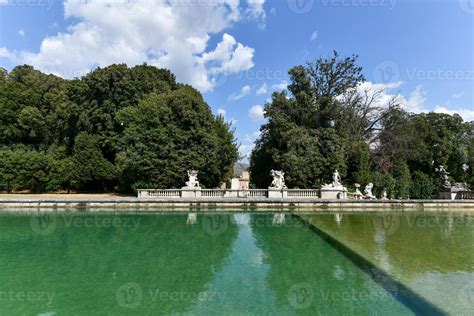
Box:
[0, 65, 238, 193]
[250, 51, 473, 198]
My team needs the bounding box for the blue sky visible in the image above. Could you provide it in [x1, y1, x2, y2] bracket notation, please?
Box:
[1, 0, 473, 161]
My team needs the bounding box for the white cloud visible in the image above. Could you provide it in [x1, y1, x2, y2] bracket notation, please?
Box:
[18, 30, 25, 37]
[310, 31, 318, 41]
[0, 47, 16, 60]
[272, 80, 288, 91]
[239, 131, 261, 161]
[452, 92, 464, 99]
[217, 108, 226, 117]
[256, 83, 267, 95]
[403, 85, 427, 113]
[229, 84, 252, 101]
[350, 81, 473, 122]
[434, 106, 474, 122]
[3, 0, 260, 92]
[246, 0, 266, 29]
[248, 104, 265, 121]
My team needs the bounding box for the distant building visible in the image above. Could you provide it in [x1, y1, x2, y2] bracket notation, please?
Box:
[239, 172, 250, 190]
[229, 171, 250, 190]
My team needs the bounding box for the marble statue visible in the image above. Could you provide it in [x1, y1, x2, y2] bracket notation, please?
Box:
[185, 170, 200, 188]
[269, 170, 287, 189]
[381, 189, 388, 200]
[353, 183, 363, 200]
[333, 169, 341, 186]
[364, 183, 376, 199]
[322, 169, 344, 189]
[435, 165, 451, 188]
[321, 169, 347, 199]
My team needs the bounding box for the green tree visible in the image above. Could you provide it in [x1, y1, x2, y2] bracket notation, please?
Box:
[71, 132, 116, 191]
[250, 52, 363, 188]
[410, 171, 437, 199]
[116, 85, 238, 191]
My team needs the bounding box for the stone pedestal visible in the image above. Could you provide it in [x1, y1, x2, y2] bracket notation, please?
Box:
[181, 187, 201, 198]
[230, 178, 240, 190]
[268, 188, 287, 198]
[439, 190, 457, 200]
[320, 186, 347, 199]
[224, 190, 238, 198]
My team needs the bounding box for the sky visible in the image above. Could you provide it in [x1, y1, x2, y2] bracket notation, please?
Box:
[0, 0, 473, 161]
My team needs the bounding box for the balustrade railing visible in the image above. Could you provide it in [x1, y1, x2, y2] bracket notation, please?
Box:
[286, 189, 320, 198]
[201, 189, 226, 198]
[458, 191, 474, 200]
[137, 188, 474, 200]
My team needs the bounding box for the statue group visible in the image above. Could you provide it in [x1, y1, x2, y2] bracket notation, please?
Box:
[269, 170, 287, 189]
[184, 170, 200, 188]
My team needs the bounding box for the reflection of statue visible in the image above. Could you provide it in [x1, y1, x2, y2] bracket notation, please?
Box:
[269, 170, 287, 189]
[185, 170, 200, 188]
[272, 213, 285, 225]
[333, 170, 341, 186]
[364, 183, 376, 199]
[435, 165, 451, 188]
[186, 213, 197, 225]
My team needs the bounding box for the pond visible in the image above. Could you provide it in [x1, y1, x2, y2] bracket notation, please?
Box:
[0, 210, 472, 315]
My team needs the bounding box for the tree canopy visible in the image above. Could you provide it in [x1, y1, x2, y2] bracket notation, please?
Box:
[0, 64, 238, 193]
[250, 51, 473, 198]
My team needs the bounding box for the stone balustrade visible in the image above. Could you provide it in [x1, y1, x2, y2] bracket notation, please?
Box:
[457, 191, 474, 200]
[137, 188, 324, 199]
[287, 189, 320, 198]
[138, 188, 474, 200]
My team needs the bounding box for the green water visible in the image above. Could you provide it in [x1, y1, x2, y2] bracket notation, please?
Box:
[0, 211, 471, 315]
[302, 212, 474, 315]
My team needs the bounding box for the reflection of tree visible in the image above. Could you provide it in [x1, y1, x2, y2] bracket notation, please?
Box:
[0, 213, 238, 314]
[250, 214, 411, 315]
[302, 213, 474, 276]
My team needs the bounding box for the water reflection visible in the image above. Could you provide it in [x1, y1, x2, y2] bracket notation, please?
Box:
[300, 212, 474, 314]
[0, 212, 238, 314]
